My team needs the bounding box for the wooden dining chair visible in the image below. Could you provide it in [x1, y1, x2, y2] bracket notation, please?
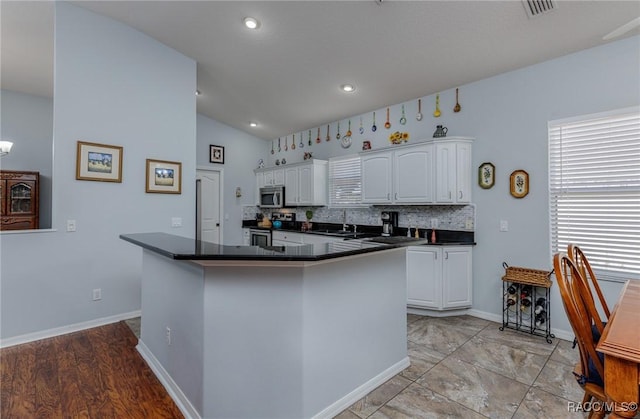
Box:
[553, 253, 608, 418]
[568, 244, 611, 322]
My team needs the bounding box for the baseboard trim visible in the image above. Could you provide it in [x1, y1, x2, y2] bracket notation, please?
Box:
[312, 356, 411, 419]
[136, 340, 201, 419]
[466, 308, 574, 342]
[0, 310, 142, 348]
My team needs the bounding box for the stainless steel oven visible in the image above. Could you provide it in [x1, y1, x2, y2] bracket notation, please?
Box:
[250, 229, 271, 246]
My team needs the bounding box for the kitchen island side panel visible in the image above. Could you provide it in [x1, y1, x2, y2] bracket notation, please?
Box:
[202, 266, 304, 419]
[302, 248, 408, 417]
[140, 250, 205, 416]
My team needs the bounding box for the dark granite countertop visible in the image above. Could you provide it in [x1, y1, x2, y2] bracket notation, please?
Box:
[120, 232, 430, 262]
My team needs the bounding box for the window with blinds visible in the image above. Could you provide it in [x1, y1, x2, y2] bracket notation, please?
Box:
[328, 155, 364, 207]
[549, 107, 640, 281]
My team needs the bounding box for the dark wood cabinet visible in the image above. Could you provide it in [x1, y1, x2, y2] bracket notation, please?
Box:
[0, 170, 39, 231]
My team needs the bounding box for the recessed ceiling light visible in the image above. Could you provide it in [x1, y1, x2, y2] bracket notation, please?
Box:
[243, 17, 260, 30]
[250, 122, 258, 128]
[341, 84, 356, 93]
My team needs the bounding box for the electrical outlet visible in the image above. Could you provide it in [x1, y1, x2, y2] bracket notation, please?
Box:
[430, 218, 439, 228]
[67, 219, 76, 232]
[165, 326, 171, 346]
[171, 217, 182, 228]
[92, 288, 102, 301]
[465, 218, 474, 230]
[500, 220, 509, 232]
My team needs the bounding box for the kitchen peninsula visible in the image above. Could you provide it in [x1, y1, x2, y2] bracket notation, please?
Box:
[120, 232, 420, 419]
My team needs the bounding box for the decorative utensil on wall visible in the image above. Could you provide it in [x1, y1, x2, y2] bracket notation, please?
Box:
[278, 137, 281, 152]
[316, 127, 321, 144]
[271, 140, 275, 154]
[284, 135, 288, 151]
[326, 125, 331, 142]
[400, 105, 406, 125]
[299, 132, 304, 148]
[433, 94, 441, 117]
[385, 107, 391, 129]
[308, 130, 312, 146]
[336, 121, 341, 140]
[454, 88, 461, 113]
[416, 99, 423, 121]
[291, 134, 295, 150]
[371, 112, 377, 132]
[359, 116, 364, 134]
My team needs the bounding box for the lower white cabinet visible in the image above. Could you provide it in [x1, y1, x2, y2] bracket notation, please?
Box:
[242, 228, 250, 245]
[406, 246, 472, 310]
[272, 230, 344, 246]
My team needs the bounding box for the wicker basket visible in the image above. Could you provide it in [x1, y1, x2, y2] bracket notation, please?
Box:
[502, 265, 552, 288]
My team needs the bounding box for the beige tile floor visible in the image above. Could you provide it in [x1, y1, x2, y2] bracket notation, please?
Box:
[335, 314, 593, 419]
[126, 315, 638, 418]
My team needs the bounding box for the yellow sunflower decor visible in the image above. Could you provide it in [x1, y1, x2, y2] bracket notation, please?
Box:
[389, 131, 410, 144]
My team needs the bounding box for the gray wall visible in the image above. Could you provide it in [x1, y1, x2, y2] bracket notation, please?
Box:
[264, 35, 640, 336]
[196, 114, 268, 244]
[0, 2, 196, 340]
[0, 89, 53, 228]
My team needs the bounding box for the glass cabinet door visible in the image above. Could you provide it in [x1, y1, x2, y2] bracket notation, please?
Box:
[8, 181, 35, 215]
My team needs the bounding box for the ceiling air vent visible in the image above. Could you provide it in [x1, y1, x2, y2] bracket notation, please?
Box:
[522, 0, 556, 18]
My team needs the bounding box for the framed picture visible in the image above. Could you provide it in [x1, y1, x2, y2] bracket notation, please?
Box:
[510, 169, 529, 198]
[478, 162, 495, 189]
[146, 159, 182, 194]
[209, 145, 225, 164]
[76, 141, 123, 182]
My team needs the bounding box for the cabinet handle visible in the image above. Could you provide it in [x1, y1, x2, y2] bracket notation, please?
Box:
[435, 252, 437, 260]
[459, 191, 463, 199]
[448, 191, 452, 199]
[445, 251, 449, 260]
[387, 193, 390, 200]
[395, 193, 398, 200]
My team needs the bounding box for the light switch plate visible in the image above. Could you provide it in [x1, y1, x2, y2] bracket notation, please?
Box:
[171, 217, 182, 227]
[67, 219, 76, 232]
[500, 220, 509, 232]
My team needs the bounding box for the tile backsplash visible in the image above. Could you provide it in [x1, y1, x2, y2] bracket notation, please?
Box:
[243, 205, 475, 231]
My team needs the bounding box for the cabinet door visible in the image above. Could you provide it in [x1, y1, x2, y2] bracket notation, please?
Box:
[273, 169, 285, 186]
[255, 172, 265, 205]
[297, 165, 313, 205]
[435, 143, 456, 203]
[442, 247, 472, 309]
[284, 167, 299, 205]
[455, 142, 472, 203]
[394, 144, 434, 203]
[7, 180, 36, 215]
[361, 153, 392, 204]
[406, 247, 441, 309]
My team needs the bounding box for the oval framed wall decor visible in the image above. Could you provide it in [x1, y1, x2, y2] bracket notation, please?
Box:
[510, 169, 529, 198]
[478, 162, 495, 189]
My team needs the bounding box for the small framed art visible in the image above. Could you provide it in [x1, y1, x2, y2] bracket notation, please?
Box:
[510, 170, 529, 198]
[76, 141, 123, 182]
[210, 145, 225, 164]
[146, 159, 182, 194]
[478, 162, 495, 189]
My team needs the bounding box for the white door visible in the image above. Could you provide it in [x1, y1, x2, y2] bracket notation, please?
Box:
[197, 170, 221, 244]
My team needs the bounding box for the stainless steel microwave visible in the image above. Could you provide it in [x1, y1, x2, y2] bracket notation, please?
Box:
[259, 186, 285, 208]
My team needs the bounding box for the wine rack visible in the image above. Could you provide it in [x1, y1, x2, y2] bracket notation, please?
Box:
[499, 264, 555, 344]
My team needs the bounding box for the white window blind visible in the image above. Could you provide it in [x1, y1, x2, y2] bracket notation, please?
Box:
[549, 107, 640, 281]
[329, 155, 363, 207]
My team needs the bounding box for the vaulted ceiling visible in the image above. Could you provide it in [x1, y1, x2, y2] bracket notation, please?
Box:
[2, 1, 639, 139]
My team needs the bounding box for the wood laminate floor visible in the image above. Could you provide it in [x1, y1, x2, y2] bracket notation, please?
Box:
[0, 321, 183, 418]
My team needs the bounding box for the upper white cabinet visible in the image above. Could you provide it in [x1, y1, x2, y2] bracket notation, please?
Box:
[435, 140, 472, 204]
[406, 245, 473, 310]
[284, 160, 328, 206]
[361, 137, 472, 205]
[255, 167, 285, 205]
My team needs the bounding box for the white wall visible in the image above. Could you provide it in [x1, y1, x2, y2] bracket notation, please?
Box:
[0, 90, 53, 228]
[196, 114, 268, 244]
[0, 3, 196, 340]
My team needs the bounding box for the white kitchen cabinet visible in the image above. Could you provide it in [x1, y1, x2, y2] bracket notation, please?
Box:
[254, 167, 285, 205]
[272, 230, 305, 246]
[406, 246, 472, 310]
[435, 139, 472, 204]
[283, 160, 328, 206]
[361, 152, 393, 203]
[242, 228, 251, 245]
[361, 144, 434, 204]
